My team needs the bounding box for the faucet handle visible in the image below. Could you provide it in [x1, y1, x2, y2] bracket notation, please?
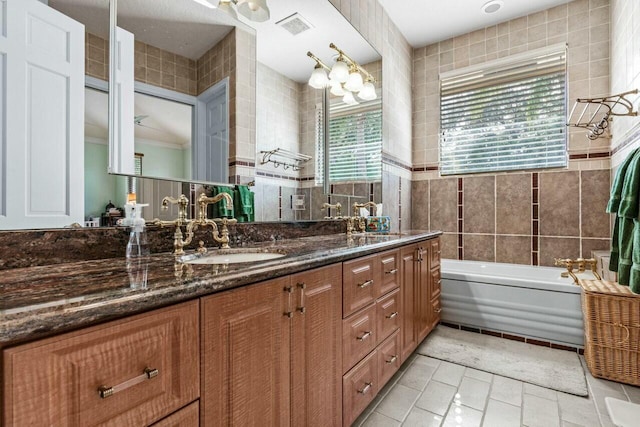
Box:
[160, 194, 189, 221]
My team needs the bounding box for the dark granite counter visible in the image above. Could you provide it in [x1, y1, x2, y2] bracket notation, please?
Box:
[0, 231, 441, 347]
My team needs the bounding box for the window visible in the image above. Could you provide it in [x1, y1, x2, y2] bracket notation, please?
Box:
[439, 45, 567, 175]
[316, 100, 382, 185]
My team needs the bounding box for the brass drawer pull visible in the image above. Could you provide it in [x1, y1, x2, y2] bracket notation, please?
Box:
[386, 311, 398, 319]
[385, 268, 398, 275]
[297, 282, 306, 314]
[435, 307, 442, 313]
[437, 279, 442, 285]
[98, 367, 159, 399]
[386, 355, 398, 364]
[358, 382, 373, 394]
[357, 331, 372, 341]
[357, 279, 374, 289]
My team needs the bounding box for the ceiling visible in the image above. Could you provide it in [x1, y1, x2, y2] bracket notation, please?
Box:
[378, 0, 573, 48]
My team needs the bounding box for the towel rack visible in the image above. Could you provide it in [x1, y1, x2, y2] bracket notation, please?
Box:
[259, 148, 312, 171]
[567, 89, 638, 140]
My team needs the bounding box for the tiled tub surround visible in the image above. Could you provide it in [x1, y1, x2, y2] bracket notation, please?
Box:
[412, 169, 611, 266]
[0, 230, 440, 346]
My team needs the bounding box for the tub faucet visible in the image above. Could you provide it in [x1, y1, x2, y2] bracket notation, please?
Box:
[554, 257, 602, 284]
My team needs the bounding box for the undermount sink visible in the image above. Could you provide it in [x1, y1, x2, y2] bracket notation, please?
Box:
[179, 248, 286, 265]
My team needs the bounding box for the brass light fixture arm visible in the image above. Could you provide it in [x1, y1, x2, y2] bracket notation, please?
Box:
[329, 43, 376, 83]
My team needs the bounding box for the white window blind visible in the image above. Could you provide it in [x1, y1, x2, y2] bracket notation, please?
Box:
[316, 100, 382, 185]
[439, 46, 567, 175]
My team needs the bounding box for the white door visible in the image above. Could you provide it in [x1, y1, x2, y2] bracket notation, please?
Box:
[109, 26, 135, 175]
[195, 79, 228, 183]
[1, 0, 84, 229]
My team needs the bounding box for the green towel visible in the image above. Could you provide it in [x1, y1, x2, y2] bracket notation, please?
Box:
[607, 148, 640, 292]
[212, 186, 234, 218]
[233, 185, 254, 223]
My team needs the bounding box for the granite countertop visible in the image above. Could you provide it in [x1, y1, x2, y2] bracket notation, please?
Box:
[0, 230, 441, 347]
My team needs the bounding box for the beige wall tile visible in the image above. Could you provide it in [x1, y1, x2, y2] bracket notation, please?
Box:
[539, 237, 581, 266]
[440, 232, 459, 260]
[430, 178, 458, 233]
[463, 176, 496, 234]
[539, 171, 580, 237]
[496, 236, 531, 265]
[412, 180, 429, 229]
[496, 174, 531, 235]
[463, 234, 496, 262]
[581, 170, 611, 238]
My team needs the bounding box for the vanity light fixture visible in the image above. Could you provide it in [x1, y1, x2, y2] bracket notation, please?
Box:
[191, 0, 216, 8]
[214, 0, 271, 22]
[306, 43, 377, 102]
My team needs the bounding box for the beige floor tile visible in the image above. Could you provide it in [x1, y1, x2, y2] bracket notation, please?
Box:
[457, 377, 491, 410]
[523, 394, 560, 427]
[482, 399, 521, 427]
[362, 412, 402, 427]
[557, 392, 600, 426]
[402, 407, 444, 427]
[623, 383, 640, 404]
[376, 384, 421, 422]
[490, 376, 523, 407]
[413, 355, 442, 369]
[524, 382, 558, 401]
[414, 380, 457, 416]
[441, 403, 483, 427]
[431, 361, 466, 387]
[399, 361, 437, 391]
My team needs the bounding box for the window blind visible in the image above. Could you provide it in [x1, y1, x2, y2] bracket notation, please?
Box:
[316, 101, 382, 184]
[439, 47, 567, 175]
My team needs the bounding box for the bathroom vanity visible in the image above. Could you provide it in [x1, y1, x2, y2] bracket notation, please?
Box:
[0, 231, 441, 426]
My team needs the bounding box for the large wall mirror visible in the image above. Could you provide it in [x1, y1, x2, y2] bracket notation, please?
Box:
[1, 0, 380, 230]
[108, 0, 382, 223]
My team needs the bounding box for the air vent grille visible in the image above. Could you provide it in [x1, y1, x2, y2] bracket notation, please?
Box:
[276, 13, 313, 36]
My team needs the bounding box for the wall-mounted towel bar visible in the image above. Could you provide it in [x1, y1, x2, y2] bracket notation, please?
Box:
[259, 148, 312, 171]
[567, 89, 638, 140]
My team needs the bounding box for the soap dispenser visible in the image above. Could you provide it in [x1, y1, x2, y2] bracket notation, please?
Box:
[122, 201, 150, 258]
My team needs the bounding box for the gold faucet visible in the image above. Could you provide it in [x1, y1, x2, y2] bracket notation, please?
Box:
[345, 201, 378, 236]
[195, 192, 238, 251]
[154, 194, 192, 256]
[353, 201, 378, 217]
[321, 202, 342, 218]
[154, 193, 238, 255]
[554, 257, 602, 284]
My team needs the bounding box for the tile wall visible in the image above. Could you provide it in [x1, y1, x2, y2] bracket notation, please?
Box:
[134, 40, 197, 96]
[411, 0, 614, 265]
[610, 0, 640, 167]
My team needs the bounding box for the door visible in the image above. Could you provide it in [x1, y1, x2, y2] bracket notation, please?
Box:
[400, 244, 417, 362]
[290, 264, 342, 427]
[201, 277, 290, 426]
[2, 0, 84, 229]
[195, 78, 228, 183]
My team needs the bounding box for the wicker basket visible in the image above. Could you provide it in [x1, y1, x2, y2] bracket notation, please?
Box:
[579, 279, 640, 386]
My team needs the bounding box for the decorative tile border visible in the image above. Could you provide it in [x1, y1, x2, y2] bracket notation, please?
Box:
[457, 178, 463, 260]
[532, 173, 539, 266]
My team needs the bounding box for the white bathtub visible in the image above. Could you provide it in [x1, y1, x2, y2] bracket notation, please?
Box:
[440, 259, 592, 346]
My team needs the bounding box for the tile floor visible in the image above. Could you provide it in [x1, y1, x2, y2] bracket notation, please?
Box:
[353, 352, 640, 427]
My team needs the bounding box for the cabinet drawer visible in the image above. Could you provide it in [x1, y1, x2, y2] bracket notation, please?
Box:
[342, 303, 377, 373]
[151, 401, 199, 427]
[431, 268, 441, 299]
[3, 301, 200, 427]
[376, 288, 400, 344]
[343, 255, 378, 317]
[343, 350, 378, 427]
[377, 330, 401, 388]
[430, 238, 441, 268]
[431, 297, 442, 329]
[378, 249, 400, 297]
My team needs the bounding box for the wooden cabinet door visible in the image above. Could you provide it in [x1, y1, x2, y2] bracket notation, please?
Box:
[201, 278, 290, 427]
[400, 244, 418, 362]
[3, 301, 199, 427]
[378, 249, 400, 297]
[290, 264, 342, 427]
[416, 244, 432, 343]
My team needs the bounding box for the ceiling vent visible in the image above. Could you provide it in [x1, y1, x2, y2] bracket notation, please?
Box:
[276, 13, 313, 36]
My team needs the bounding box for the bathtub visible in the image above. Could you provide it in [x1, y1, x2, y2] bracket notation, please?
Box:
[440, 259, 593, 347]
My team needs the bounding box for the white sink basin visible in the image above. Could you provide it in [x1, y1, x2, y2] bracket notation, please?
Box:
[180, 249, 285, 265]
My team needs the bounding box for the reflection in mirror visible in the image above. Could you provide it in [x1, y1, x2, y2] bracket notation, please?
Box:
[110, 0, 256, 187]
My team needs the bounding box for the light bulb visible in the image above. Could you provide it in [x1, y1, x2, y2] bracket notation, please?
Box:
[343, 91, 359, 105]
[357, 81, 377, 101]
[344, 70, 364, 92]
[330, 82, 346, 96]
[308, 65, 329, 89]
[218, 0, 238, 19]
[237, 0, 270, 22]
[329, 58, 349, 83]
